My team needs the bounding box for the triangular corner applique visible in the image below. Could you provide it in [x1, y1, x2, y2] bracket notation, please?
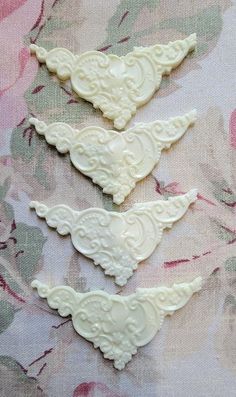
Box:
[32, 277, 202, 370]
[30, 34, 197, 129]
[30, 190, 198, 286]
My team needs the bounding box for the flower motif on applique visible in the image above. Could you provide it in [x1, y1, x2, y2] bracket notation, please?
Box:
[30, 34, 196, 129]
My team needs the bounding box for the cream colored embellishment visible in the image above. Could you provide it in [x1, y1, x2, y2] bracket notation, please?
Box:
[29, 111, 196, 205]
[30, 34, 197, 129]
[29, 190, 197, 286]
[32, 277, 202, 369]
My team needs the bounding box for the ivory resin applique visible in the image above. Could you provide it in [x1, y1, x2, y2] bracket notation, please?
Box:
[30, 190, 197, 286]
[30, 34, 197, 129]
[29, 110, 196, 205]
[32, 277, 202, 369]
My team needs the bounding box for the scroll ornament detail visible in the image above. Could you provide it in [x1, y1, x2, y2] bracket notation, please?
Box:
[29, 110, 196, 205]
[30, 190, 198, 286]
[32, 277, 202, 370]
[30, 34, 197, 129]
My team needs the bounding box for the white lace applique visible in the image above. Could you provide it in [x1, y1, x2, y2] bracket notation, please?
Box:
[32, 277, 202, 370]
[29, 190, 198, 286]
[29, 110, 196, 205]
[30, 34, 197, 129]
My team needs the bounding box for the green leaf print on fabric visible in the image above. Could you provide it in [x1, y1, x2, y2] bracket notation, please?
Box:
[65, 253, 88, 292]
[99, 0, 158, 55]
[11, 118, 37, 162]
[25, 0, 75, 50]
[1, 222, 46, 284]
[224, 294, 236, 308]
[11, 117, 55, 190]
[225, 257, 236, 272]
[31, 17, 72, 50]
[24, 66, 97, 124]
[1, 201, 14, 223]
[0, 301, 16, 334]
[99, 190, 120, 212]
[0, 178, 11, 201]
[0, 180, 46, 305]
[5, 223, 46, 284]
[211, 219, 236, 244]
[100, 1, 229, 56]
[0, 264, 25, 298]
[0, 356, 47, 397]
[215, 255, 236, 374]
[159, 5, 223, 44]
[211, 180, 236, 209]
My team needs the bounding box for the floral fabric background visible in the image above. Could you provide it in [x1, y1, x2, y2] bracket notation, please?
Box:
[0, 0, 236, 396]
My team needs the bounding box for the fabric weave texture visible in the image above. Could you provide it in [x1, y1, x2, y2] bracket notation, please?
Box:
[0, 1, 236, 396]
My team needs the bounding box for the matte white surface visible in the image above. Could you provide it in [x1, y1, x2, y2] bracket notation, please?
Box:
[30, 190, 197, 286]
[30, 34, 196, 129]
[29, 110, 196, 204]
[32, 277, 202, 370]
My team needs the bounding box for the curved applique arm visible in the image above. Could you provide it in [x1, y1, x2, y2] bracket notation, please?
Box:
[29, 117, 78, 153]
[133, 109, 197, 151]
[142, 277, 202, 315]
[128, 190, 197, 261]
[29, 201, 78, 235]
[30, 34, 196, 82]
[31, 279, 79, 316]
[154, 188, 198, 226]
[136, 33, 197, 77]
[32, 277, 202, 370]
[133, 189, 197, 226]
[30, 44, 76, 80]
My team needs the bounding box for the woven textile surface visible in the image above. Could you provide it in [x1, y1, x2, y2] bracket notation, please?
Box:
[0, 1, 236, 396]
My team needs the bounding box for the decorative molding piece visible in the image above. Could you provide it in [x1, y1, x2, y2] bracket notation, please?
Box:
[30, 34, 197, 129]
[32, 277, 202, 369]
[30, 190, 197, 286]
[29, 110, 196, 205]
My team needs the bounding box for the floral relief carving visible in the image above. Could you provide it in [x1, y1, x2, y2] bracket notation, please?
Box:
[30, 190, 197, 286]
[32, 277, 202, 370]
[29, 110, 196, 205]
[30, 34, 196, 129]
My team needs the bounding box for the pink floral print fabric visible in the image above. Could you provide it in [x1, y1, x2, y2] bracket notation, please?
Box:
[0, 1, 235, 396]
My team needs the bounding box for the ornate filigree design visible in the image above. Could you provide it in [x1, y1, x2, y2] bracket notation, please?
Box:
[29, 110, 196, 205]
[29, 190, 197, 286]
[32, 277, 202, 369]
[30, 34, 197, 129]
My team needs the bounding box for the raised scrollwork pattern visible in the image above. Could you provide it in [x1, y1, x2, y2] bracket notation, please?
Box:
[30, 34, 197, 129]
[30, 190, 197, 286]
[29, 110, 196, 205]
[32, 277, 202, 369]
